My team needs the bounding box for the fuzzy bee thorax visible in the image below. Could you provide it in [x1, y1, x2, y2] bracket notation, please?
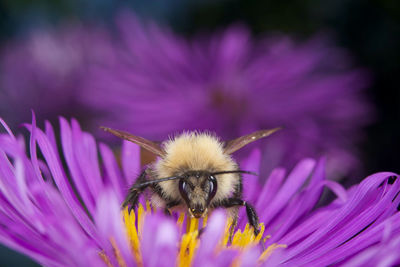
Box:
[153, 132, 240, 204]
[156, 132, 237, 174]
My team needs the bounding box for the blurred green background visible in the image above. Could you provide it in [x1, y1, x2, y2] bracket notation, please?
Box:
[0, 0, 398, 265]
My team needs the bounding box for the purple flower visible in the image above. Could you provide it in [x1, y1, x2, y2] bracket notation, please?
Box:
[1, 12, 372, 177]
[81, 13, 372, 176]
[0, 24, 108, 128]
[0, 116, 398, 266]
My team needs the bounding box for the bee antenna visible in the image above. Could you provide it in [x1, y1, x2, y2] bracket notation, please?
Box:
[211, 170, 258, 176]
[131, 175, 183, 189]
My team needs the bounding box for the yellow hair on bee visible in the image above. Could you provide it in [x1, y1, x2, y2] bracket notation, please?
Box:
[162, 132, 234, 171]
[153, 132, 239, 207]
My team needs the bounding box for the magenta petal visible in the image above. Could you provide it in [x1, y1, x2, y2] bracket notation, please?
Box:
[280, 172, 399, 265]
[70, 119, 104, 202]
[95, 190, 135, 267]
[0, 124, 101, 266]
[33, 123, 100, 245]
[305, 213, 400, 266]
[59, 117, 96, 214]
[260, 158, 316, 225]
[121, 140, 141, 186]
[266, 158, 326, 241]
[194, 210, 227, 266]
[255, 167, 286, 209]
[241, 149, 262, 202]
[240, 246, 261, 267]
[141, 213, 178, 267]
[341, 232, 400, 267]
[99, 143, 125, 202]
[238, 149, 262, 226]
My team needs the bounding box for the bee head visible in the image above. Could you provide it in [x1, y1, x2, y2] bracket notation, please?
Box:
[127, 169, 256, 218]
[178, 171, 217, 218]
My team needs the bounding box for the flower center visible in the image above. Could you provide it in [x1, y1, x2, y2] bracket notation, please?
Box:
[100, 202, 286, 266]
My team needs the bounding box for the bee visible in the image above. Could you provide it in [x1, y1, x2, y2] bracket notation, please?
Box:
[102, 127, 280, 237]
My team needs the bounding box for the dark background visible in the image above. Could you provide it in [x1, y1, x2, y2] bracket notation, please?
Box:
[0, 0, 398, 265]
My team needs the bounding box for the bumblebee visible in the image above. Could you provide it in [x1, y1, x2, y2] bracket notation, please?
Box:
[102, 127, 280, 237]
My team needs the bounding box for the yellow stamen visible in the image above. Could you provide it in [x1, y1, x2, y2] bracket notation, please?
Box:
[221, 217, 233, 248]
[99, 251, 113, 267]
[123, 208, 142, 265]
[263, 234, 271, 243]
[229, 223, 265, 249]
[189, 217, 199, 233]
[145, 201, 152, 212]
[202, 215, 208, 227]
[177, 212, 185, 233]
[255, 224, 265, 243]
[258, 244, 287, 263]
[110, 237, 127, 267]
[178, 216, 202, 267]
[137, 203, 145, 235]
[186, 216, 191, 233]
[178, 230, 199, 267]
[231, 229, 242, 247]
[120, 203, 286, 267]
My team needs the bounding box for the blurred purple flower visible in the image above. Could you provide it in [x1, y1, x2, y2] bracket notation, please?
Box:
[81, 13, 372, 176]
[0, 23, 109, 128]
[0, 116, 398, 266]
[0, 12, 372, 174]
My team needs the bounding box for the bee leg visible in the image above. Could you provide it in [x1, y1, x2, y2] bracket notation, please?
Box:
[243, 201, 260, 237]
[122, 170, 148, 211]
[164, 209, 171, 216]
[228, 216, 238, 244]
[164, 200, 180, 216]
[217, 198, 261, 240]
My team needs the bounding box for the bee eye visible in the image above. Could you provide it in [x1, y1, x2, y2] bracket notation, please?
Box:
[180, 180, 187, 191]
[207, 175, 218, 204]
[179, 180, 190, 203]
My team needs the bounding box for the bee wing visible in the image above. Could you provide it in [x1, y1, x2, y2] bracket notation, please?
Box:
[223, 127, 282, 154]
[101, 127, 166, 157]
